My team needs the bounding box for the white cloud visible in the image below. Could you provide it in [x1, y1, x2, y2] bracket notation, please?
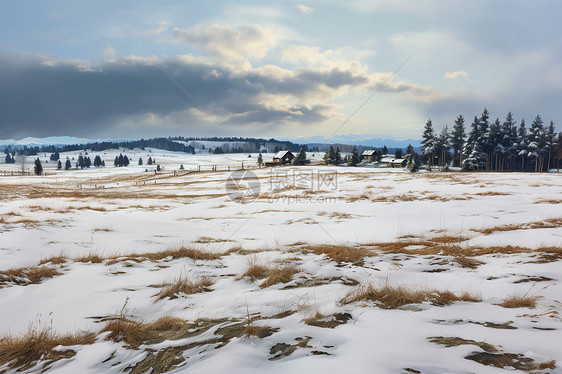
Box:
[146, 21, 172, 36]
[297, 4, 314, 15]
[444, 70, 469, 80]
[174, 24, 278, 61]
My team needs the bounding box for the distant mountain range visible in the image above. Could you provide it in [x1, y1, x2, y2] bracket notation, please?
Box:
[0, 135, 421, 150]
[278, 134, 421, 149]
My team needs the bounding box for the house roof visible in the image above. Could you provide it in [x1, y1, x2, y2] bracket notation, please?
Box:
[362, 150, 376, 156]
[273, 150, 293, 159]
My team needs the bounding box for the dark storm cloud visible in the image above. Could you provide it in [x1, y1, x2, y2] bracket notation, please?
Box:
[0, 53, 368, 138]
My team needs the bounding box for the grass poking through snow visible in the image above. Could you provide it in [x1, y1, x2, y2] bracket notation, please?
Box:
[340, 283, 481, 309]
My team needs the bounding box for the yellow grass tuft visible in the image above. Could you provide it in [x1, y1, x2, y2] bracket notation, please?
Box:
[102, 316, 187, 348]
[260, 267, 300, 288]
[155, 275, 214, 300]
[340, 283, 481, 309]
[498, 295, 541, 309]
[305, 244, 371, 264]
[0, 326, 95, 371]
[0, 266, 61, 287]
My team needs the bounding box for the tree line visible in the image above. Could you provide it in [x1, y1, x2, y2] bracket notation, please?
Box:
[422, 109, 561, 172]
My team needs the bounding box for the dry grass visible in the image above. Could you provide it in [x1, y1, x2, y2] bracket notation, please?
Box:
[305, 244, 372, 264]
[38, 255, 68, 265]
[75, 252, 104, 264]
[102, 316, 187, 349]
[0, 266, 61, 287]
[106, 246, 221, 265]
[0, 326, 95, 371]
[534, 199, 562, 204]
[340, 283, 481, 309]
[240, 324, 278, 339]
[498, 295, 541, 309]
[242, 259, 270, 282]
[475, 217, 562, 235]
[473, 191, 511, 196]
[260, 267, 300, 288]
[155, 275, 214, 300]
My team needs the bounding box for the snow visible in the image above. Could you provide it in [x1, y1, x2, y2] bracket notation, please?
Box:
[0, 151, 561, 373]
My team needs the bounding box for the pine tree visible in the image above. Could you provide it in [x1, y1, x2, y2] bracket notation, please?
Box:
[78, 155, 85, 169]
[94, 155, 102, 167]
[292, 147, 308, 165]
[528, 115, 545, 172]
[118, 154, 125, 167]
[114, 156, 119, 167]
[517, 119, 528, 171]
[123, 155, 130, 166]
[147, 156, 153, 165]
[156, 164, 161, 172]
[450, 115, 466, 167]
[348, 146, 360, 166]
[257, 153, 263, 167]
[421, 119, 436, 166]
[138, 157, 143, 166]
[545, 121, 557, 172]
[462, 116, 481, 171]
[334, 147, 342, 165]
[34, 158, 43, 175]
[179, 164, 184, 170]
[84, 156, 91, 168]
[57, 160, 62, 169]
[489, 118, 502, 171]
[65, 158, 71, 170]
[436, 125, 450, 168]
[323, 146, 335, 165]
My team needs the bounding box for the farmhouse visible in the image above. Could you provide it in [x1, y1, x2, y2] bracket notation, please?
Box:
[380, 156, 407, 168]
[264, 150, 295, 167]
[361, 150, 376, 162]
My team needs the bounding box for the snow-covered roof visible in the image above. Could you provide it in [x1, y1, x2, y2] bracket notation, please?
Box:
[273, 150, 292, 159]
[362, 150, 376, 156]
[381, 157, 406, 163]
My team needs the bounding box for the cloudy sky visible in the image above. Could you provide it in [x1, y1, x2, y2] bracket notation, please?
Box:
[1, 1, 561, 140]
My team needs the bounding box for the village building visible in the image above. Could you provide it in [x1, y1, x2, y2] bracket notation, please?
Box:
[264, 150, 295, 167]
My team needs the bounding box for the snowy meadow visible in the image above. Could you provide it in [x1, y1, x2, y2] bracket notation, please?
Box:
[0, 149, 561, 373]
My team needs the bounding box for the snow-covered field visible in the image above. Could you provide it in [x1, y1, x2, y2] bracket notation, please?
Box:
[0, 150, 561, 373]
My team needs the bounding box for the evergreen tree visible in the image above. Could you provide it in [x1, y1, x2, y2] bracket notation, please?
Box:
[179, 164, 184, 170]
[94, 155, 102, 167]
[292, 147, 308, 165]
[118, 154, 125, 167]
[382, 145, 388, 155]
[517, 119, 528, 171]
[334, 147, 342, 165]
[34, 158, 43, 175]
[138, 157, 143, 166]
[156, 164, 161, 172]
[395, 148, 403, 159]
[501, 112, 517, 171]
[65, 158, 71, 170]
[545, 121, 557, 171]
[436, 125, 450, 167]
[528, 115, 545, 172]
[489, 118, 502, 171]
[57, 160, 62, 169]
[147, 156, 153, 165]
[421, 119, 436, 166]
[348, 146, 360, 166]
[462, 116, 481, 171]
[123, 155, 130, 166]
[78, 155, 85, 169]
[114, 156, 119, 167]
[323, 146, 335, 165]
[450, 115, 466, 167]
[84, 156, 91, 168]
[257, 153, 263, 167]
[406, 144, 414, 155]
